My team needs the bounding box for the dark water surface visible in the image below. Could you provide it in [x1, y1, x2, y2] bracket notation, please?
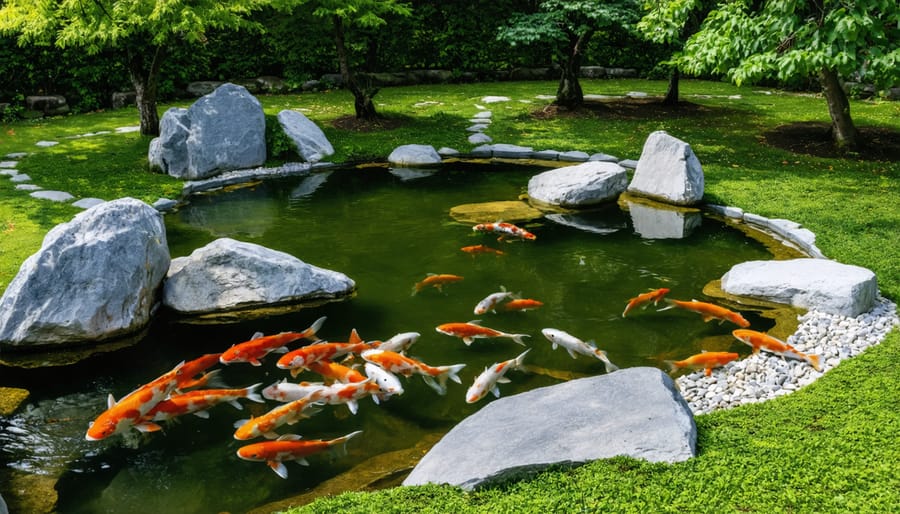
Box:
[1, 163, 774, 513]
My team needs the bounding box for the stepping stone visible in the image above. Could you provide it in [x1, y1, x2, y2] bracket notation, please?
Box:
[115, 126, 140, 133]
[1, 170, 18, 177]
[473, 111, 492, 119]
[481, 96, 510, 103]
[468, 133, 492, 144]
[15, 184, 42, 191]
[466, 124, 489, 132]
[589, 153, 619, 163]
[533, 150, 561, 160]
[535, 94, 556, 100]
[559, 151, 590, 162]
[72, 198, 106, 209]
[437, 147, 460, 156]
[468, 118, 492, 124]
[35, 141, 59, 147]
[0, 161, 17, 168]
[4, 153, 28, 159]
[618, 159, 639, 169]
[30, 191, 74, 202]
[10, 174, 31, 182]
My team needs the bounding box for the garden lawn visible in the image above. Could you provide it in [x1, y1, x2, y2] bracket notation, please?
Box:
[1, 79, 898, 512]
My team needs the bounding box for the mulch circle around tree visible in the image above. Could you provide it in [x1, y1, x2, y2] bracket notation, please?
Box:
[332, 115, 405, 132]
[761, 122, 900, 162]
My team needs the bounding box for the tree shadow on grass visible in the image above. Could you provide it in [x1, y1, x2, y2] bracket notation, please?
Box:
[760, 121, 900, 162]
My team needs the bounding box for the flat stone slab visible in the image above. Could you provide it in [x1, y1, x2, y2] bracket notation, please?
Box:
[468, 133, 492, 144]
[29, 191, 74, 202]
[0, 161, 17, 168]
[5, 153, 28, 159]
[1, 169, 18, 177]
[449, 200, 544, 224]
[72, 198, 105, 209]
[481, 96, 510, 103]
[35, 141, 59, 147]
[15, 184, 42, 191]
[10, 174, 31, 182]
[403, 367, 696, 490]
[721, 258, 877, 317]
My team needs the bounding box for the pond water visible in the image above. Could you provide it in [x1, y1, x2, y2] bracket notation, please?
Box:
[1, 162, 775, 513]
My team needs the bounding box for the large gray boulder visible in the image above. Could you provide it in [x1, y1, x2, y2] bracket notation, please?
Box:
[149, 83, 266, 180]
[627, 131, 704, 205]
[721, 259, 878, 317]
[387, 144, 442, 167]
[403, 367, 696, 490]
[0, 199, 170, 349]
[276, 110, 334, 163]
[163, 238, 356, 316]
[527, 161, 628, 207]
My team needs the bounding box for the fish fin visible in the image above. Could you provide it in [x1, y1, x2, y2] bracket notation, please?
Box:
[227, 400, 243, 410]
[346, 400, 359, 415]
[251, 331, 264, 340]
[597, 350, 619, 374]
[657, 299, 677, 312]
[513, 349, 531, 369]
[491, 386, 502, 398]
[202, 369, 226, 389]
[263, 431, 280, 440]
[107, 394, 117, 408]
[468, 319, 483, 325]
[244, 383, 265, 403]
[566, 348, 579, 359]
[551, 342, 559, 350]
[496, 377, 512, 384]
[277, 434, 303, 441]
[807, 354, 822, 372]
[510, 334, 529, 346]
[135, 421, 163, 433]
[272, 346, 289, 354]
[463, 337, 474, 346]
[290, 367, 302, 378]
[663, 360, 678, 373]
[297, 458, 311, 466]
[371, 394, 381, 405]
[193, 410, 211, 419]
[249, 358, 263, 366]
[704, 367, 713, 377]
[421, 375, 446, 395]
[305, 316, 327, 341]
[348, 329, 363, 345]
[233, 418, 249, 429]
[268, 461, 289, 479]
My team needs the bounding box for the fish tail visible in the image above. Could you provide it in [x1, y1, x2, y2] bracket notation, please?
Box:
[513, 349, 531, 369]
[597, 350, 619, 374]
[244, 383, 265, 403]
[657, 299, 677, 312]
[510, 333, 530, 346]
[304, 316, 328, 341]
[663, 360, 679, 373]
[806, 353, 822, 372]
[203, 369, 227, 389]
[331, 430, 363, 457]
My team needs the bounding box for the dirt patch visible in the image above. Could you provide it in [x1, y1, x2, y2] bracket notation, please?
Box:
[533, 97, 720, 121]
[761, 121, 900, 161]
[332, 114, 406, 132]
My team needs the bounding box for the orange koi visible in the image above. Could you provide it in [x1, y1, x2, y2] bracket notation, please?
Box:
[622, 288, 670, 317]
[174, 353, 223, 391]
[665, 351, 740, 377]
[306, 359, 367, 383]
[435, 320, 529, 346]
[85, 361, 185, 440]
[460, 244, 505, 256]
[412, 273, 464, 295]
[360, 349, 466, 395]
[659, 299, 750, 327]
[220, 316, 326, 366]
[732, 329, 822, 371]
[473, 221, 537, 242]
[503, 298, 544, 312]
[144, 383, 264, 422]
[233, 394, 323, 440]
[276, 329, 373, 376]
[236, 430, 362, 479]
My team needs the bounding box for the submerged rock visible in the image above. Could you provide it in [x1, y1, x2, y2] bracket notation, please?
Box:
[403, 367, 696, 490]
[0, 387, 29, 416]
[449, 201, 544, 224]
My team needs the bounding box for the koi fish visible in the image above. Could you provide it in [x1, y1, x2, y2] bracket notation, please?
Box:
[665, 351, 740, 377]
[374, 331, 420, 353]
[220, 316, 327, 366]
[435, 320, 530, 346]
[473, 221, 537, 242]
[540, 328, 619, 374]
[461, 244, 505, 256]
[262, 380, 329, 403]
[412, 273, 464, 295]
[473, 287, 516, 315]
[174, 353, 223, 391]
[144, 384, 264, 422]
[233, 394, 324, 440]
[85, 361, 185, 440]
[502, 298, 544, 312]
[276, 329, 373, 376]
[622, 288, 670, 317]
[236, 430, 362, 479]
[732, 329, 822, 371]
[364, 363, 405, 397]
[306, 359, 367, 383]
[360, 349, 466, 395]
[466, 349, 530, 403]
[309, 378, 386, 415]
[658, 299, 751, 328]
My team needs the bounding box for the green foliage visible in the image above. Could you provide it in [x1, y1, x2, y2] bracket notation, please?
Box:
[264, 113, 300, 159]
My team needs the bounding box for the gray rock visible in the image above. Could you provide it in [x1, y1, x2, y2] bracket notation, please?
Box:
[532, 150, 561, 160]
[0, 198, 169, 348]
[403, 367, 696, 490]
[618, 159, 638, 169]
[277, 110, 335, 163]
[256, 76, 287, 93]
[387, 144, 442, 167]
[469, 144, 493, 157]
[528, 161, 628, 208]
[9, 174, 30, 182]
[1, 169, 18, 176]
[162, 238, 355, 316]
[559, 150, 590, 162]
[149, 107, 191, 176]
[4, 153, 28, 159]
[29, 191, 74, 202]
[187, 81, 224, 97]
[481, 96, 510, 103]
[589, 153, 619, 163]
[72, 198, 105, 209]
[26, 95, 69, 116]
[628, 131, 704, 205]
[468, 133, 492, 145]
[0, 161, 17, 168]
[35, 141, 59, 147]
[111, 91, 136, 109]
[489, 144, 534, 159]
[14, 184, 41, 191]
[437, 147, 460, 156]
[153, 198, 179, 211]
[473, 111, 492, 119]
[721, 259, 877, 317]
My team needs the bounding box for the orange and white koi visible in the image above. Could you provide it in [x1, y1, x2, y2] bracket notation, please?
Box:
[144, 383, 264, 422]
[540, 328, 619, 374]
[363, 363, 405, 397]
[262, 380, 329, 403]
[732, 329, 822, 371]
[412, 273, 464, 295]
[306, 359, 367, 383]
[473, 287, 516, 315]
[473, 221, 537, 242]
[85, 361, 185, 440]
[233, 394, 324, 440]
[236, 430, 362, 479]
[665, 351, 740, 377]
[276, 329, 373, 376]
[309, 378, 386, 415]
[622, 288, 670, 317]
[659, 299, 751, 328]
[220, 316, 326, 366]
[374, 331, 420, 353]
[360, 349, 466, 395]
[461, 244, 505, 256]
[502, 298, 544, 312]
[435, 320, 529, 346]
[466, 349, 530, 404]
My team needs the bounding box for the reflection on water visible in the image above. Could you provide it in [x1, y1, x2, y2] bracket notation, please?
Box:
[624, 198, 703, 239]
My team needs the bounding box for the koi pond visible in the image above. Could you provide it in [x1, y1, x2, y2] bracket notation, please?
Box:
[1, 162, 779, 513]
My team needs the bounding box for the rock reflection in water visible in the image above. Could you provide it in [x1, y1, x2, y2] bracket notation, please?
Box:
[625, 199, 702, 239]
[388, 167, 439, 181]
[288, 171, 332, 206]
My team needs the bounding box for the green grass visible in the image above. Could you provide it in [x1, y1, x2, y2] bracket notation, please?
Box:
[1, 79, 899, 512]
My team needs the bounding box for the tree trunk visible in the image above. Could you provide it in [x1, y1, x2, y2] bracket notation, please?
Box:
[663, 66, 680, 106]
[126, 43, 164, 137]
[555, 30, 593, 109]
[819, 67, 858, 150]
[333, 15, 379, 121]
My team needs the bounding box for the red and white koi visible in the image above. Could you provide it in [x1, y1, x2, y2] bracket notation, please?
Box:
[374, 331, 420, 353]
[435, 320, 529, 346]
[276, 329, 373, 376]
[466, 349, 530, 404]
[540, 328, 619, 374]
[412, 273, 464, 295]
[220, 316, 326, 366]
[85, 361, 185, 440]
[233, 394, 323, 440]
[262, 380, 329, 403]
[360, 349, 466, 395]
[622, 288, 670, 317]
[236, 430, 362, 479]
[665, 351, 740, 377]
[473, 221, 536, 242]
[144, 383, 264, 422]
[732, 329, 822, 371]
[310, 378, 385, 415]
[473, 287, 516, 315]
[502, 298, 544, 312]
[659, 299, 750, 328]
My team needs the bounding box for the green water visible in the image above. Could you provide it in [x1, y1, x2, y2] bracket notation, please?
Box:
[1, 163, 774, 513]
